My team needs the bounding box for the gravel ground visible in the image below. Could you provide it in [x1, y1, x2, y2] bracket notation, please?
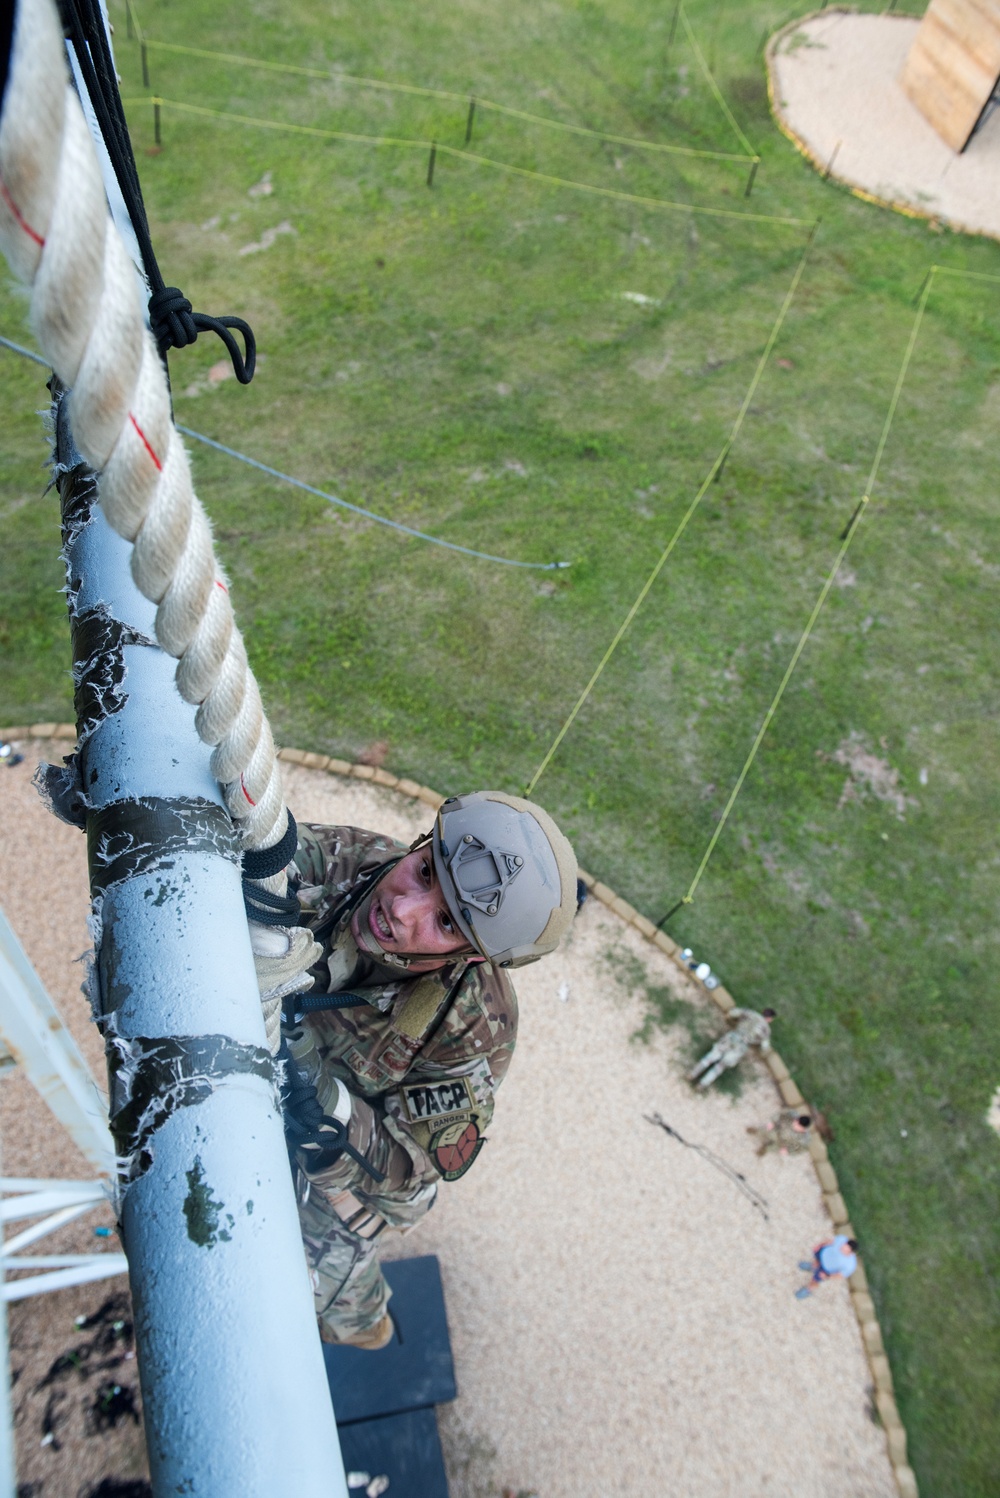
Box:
[768, 10, 1000, 240]
[0, 744, 147, 1497]
[0, 742, 897, 1497]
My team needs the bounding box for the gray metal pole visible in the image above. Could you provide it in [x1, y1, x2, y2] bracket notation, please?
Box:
[52, 393, 347, 1497]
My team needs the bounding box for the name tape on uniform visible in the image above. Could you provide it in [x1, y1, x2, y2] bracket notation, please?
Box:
[400, 1077, 475, 1124]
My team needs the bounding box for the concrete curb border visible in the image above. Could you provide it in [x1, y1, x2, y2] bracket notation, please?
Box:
[765, 8, 1000, 251]
[3, 725, 917, 1497]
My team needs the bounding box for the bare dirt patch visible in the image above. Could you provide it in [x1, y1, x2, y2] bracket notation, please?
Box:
[832, 731, 915, 819]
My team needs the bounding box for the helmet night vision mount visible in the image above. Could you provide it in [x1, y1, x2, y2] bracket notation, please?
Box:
[433, 791, 578, 968]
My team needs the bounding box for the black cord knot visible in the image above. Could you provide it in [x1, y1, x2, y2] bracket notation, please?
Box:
[148, 287, 257, 384]
[148, 285, 198, 351]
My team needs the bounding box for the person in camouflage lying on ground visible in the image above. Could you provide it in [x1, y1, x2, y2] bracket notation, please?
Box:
[687, 1006, 775, 1089]
[282, 792, 577, 1350]
[746, 1107, 813, 1156]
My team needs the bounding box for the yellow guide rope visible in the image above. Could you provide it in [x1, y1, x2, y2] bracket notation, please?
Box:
[666, 264, 993, 918]
[531, 263, 991, 914]
[131, 96, 810, 228]
[524, 226, 817, 797]
[679, 2, 757, 161]
[139, 36, 756, 166]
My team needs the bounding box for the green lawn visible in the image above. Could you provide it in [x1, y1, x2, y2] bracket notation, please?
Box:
[3, 1, 1000, 1490]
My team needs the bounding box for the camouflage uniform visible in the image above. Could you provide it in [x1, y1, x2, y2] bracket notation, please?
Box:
[688, 1007, 771, 1089]
[746, 1108, 812, 1156]
[286, 824, 517, 1340]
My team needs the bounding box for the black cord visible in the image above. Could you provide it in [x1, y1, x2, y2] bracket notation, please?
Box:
[278, 1038, 386, 1183]
[56, 0, 255, 382]
[243, 883, 302, 926]
[0, 0, 15, 125]
[646, 1112, 770, 1221]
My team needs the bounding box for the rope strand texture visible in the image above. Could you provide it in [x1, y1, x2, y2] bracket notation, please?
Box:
[0, 0, 283, 849]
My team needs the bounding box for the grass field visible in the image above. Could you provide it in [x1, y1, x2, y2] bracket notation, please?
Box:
[3, 1, 1000, 1490]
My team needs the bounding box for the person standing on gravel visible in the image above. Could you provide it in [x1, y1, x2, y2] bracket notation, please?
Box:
[796, 1235, 859, 1298]
[279, 791, 577, 1350]
[688, 1007, 775, 1089]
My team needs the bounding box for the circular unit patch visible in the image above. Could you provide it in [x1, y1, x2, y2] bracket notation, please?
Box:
[431, 1118, 484, 1180]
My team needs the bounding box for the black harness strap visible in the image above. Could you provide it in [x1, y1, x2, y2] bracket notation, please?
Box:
[241, 811, 301, 925]
[242, 811, 298, 881]
[288, 992, 369, 1015]
[243, 883, 301, 927]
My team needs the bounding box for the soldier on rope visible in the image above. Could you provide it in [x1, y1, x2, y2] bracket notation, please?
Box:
[276, 792, 577, 1349]
[687, 1006, 775, 1089]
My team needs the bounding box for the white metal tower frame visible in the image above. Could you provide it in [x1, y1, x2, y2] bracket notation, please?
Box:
[0, 902, 128, 1496]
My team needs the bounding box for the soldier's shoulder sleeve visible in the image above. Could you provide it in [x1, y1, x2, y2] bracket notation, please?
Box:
[291, 825, 408, 906]
[382, 965, 519, 1183]
[432, 962, 518, 1086]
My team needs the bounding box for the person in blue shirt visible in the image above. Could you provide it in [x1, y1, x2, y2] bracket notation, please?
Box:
[795, 1235, 859, 1298]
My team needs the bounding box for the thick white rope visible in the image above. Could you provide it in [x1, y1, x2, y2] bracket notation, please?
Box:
[0, 0, 317, 1051]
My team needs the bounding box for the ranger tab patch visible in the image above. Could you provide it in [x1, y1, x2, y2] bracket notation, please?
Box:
[430, 1118, 484, 1180]
[400, 1076, 475, 1124]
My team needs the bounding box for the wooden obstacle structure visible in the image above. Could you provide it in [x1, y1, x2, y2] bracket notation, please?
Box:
[901, 0, 1000, 151]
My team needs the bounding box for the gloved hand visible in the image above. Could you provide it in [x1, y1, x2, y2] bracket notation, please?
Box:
[249, 922, 323, 1055]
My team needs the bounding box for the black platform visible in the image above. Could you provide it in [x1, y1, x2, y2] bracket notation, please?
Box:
[325, 1255, 455, 1496]
[338, 1407, 449, 1498]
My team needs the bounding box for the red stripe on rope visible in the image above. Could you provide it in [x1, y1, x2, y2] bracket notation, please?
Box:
[0, 177, 45, 248]
[128, 412, 163, 471]
[240, 775, 257, 807]
[215, 579, 228, 592]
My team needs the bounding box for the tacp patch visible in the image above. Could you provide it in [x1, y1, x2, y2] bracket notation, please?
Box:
[430, 1118, 484, 1180]
[400, 1076, 475, 1125]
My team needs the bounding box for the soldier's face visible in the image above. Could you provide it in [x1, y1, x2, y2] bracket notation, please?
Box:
[352, 848, 472, 963]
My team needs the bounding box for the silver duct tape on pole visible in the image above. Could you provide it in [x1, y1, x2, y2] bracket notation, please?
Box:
[53, 392, 347, 1497]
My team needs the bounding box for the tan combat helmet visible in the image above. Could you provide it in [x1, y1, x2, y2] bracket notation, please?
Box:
[432, 791, 577, 968]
